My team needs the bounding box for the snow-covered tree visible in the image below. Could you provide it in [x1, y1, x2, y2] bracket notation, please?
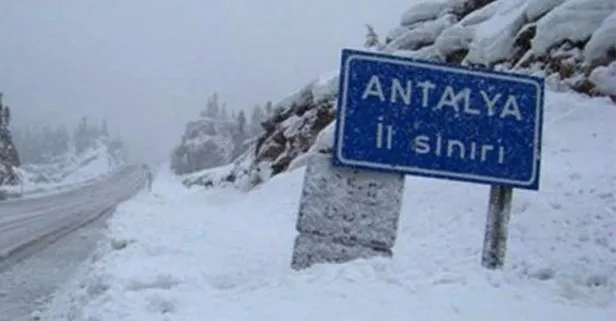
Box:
[264, 101, 274, 117]
[250, 104, 265, 136]
[364, 24, 380, 49]
[236, 110, 247, 138]
[74, 116, 89, 154]
[0, 92, 21, 185]
[54, 125, 71, 155]
[201, 92, 220, 119]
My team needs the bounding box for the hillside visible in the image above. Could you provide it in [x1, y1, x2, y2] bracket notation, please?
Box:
[1, 137, 128, 200]
[185, 0, 616, 190]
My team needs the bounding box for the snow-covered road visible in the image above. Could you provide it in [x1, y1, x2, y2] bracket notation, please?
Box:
[0, 165, 146, 270]
[0, 165, 147, 320]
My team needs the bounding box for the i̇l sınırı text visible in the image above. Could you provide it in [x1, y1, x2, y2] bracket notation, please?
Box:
[364, 75, 525, 164]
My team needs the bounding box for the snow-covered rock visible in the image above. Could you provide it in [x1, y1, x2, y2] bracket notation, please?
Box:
[589, 61, 616, 98]
[399, 0, 465, 26]
[584, 11, 616, 65]
[531, 0, 616, 56]
[524, 0, 566, 21]
[465, 0, 527, 65]
[384, 14, 458, 52]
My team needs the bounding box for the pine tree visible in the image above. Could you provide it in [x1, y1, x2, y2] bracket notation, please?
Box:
[201, 92, 220, 119]
[0, 92, 21, 168]
[237, 110, 247, 137]
[264, 101, 274, 117]
[55, 125, 70, 155]
[250, 105, 264, 136]
[74, 116, 89, 154]
[364, 24, 380, 49]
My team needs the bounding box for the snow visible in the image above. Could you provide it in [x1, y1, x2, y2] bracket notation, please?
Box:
[308, 121, 335, 154]
[584, 11, 616, 64]
[524, 0, 567, 21]
[1, 144, 122, 200]
[391, 0, 616, 68]
[60, 149, 115, 184]
[399, 0, 463, 27]
[42, 91, 616, 320]
[384, 13, 458, 52]
[457, 0, 503, 27]
[311, 71, 339, 103]
[385, 26, 409, 43]
[433, 24, 474, 57]
[429, 0, 527, 65]
[392, 46, 442, 61]
[589, 61, 616, 96]
[531, 0, 616, 56]
[282, 115, 304, 138]
[465, 0, 527, 65]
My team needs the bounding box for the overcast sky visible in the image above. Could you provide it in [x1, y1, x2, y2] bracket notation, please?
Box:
[0, 1, 412, 164]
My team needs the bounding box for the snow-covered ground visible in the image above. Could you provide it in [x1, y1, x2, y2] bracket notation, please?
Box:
[43, 91, 616, 320]
[2, 145, 124, 200]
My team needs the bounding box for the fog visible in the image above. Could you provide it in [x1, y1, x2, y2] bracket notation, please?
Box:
[0, 1, 411, 164]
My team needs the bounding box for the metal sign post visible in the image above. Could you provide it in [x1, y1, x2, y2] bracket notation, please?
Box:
[481, 185, 513, 269]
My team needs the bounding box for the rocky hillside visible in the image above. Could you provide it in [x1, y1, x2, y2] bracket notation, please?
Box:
[171, 93, 272, 177]
[184, 0, 616, 189]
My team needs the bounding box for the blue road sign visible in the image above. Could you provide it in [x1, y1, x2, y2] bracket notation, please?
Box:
[332, 49, 545, 190]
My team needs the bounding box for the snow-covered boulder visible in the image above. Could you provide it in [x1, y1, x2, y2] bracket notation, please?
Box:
[589, 61, 616, 100]
[532, 0, 616, 56]
[584, 11, 616, 66]
[394, 0, 616, 95]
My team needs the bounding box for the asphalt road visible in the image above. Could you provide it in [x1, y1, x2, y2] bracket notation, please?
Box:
[0, 165, 146, 267]
[0, 164, 146, 320]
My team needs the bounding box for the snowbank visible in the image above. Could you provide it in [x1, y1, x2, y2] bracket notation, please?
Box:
[589, 61, 616, 97]
[42, 91, 616, 320]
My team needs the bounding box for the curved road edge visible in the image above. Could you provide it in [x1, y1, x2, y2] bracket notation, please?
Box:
[0, 165, 147, 272]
